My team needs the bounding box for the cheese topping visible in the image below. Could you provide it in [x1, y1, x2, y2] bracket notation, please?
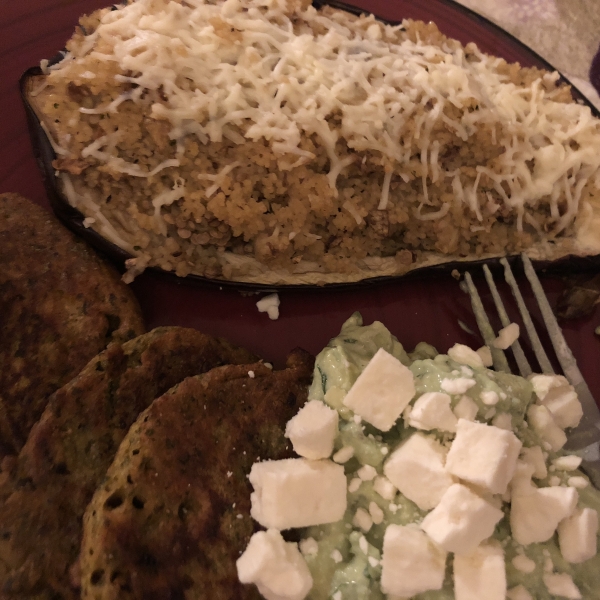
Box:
[49, 0, 600, 233]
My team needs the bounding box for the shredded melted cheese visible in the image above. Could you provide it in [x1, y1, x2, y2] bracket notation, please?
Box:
[50, 0, 600, 232]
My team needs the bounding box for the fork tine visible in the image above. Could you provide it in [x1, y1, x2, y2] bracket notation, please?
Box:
[521, 253, 600, 449]
[482, 265, 532, 378]
[500, 258, 554, 375]
[462, 272, 510, 373]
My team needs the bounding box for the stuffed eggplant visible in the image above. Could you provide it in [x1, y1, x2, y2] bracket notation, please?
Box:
[21, 0, 600, 287]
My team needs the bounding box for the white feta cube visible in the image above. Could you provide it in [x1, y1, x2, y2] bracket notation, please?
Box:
[299, 538, 318, 557]
[558, 507, 598, 564]
[507, 585, 534, 600]
[256, 294, 280, 320]
[342, 348, 415, 431]
[369, 501, 384, 525]
[542, 573, 582, 599]
[529, 374, 569, 400]
[511, 554, 536, 574]
[407, 392, 458, 433]
[420, 483, 504, 555]
[380, 524, 447, 598]
[353, 507, 373, 532]
[285, 401, 338, 460]
[237, 529, 313, 600]
[492, 323, 519, 349]
[453, 542, 506, 600]
[553, 455, 582, 471]
[453, 395, 479, 421]
[441, 377, 476, 395]
[510, 461, 536, 496]
[357, 464, 377, 481]
[568, 476, 589, 489]
[480, 390, 499, 406]
[383, 433, 455, 511]
[249, 459, 347, 529]
[510, 485, 578, 545]
[492, 413, 512, 431]
[542, 386, 583, 430]
[520, 446, 548, 479]
[447, 344, 484, 368]
[373, 476, 396, 501]
[332, 446, 354, 464]
[476, 346, 493, 367]
[527, 405, 567, 451]
[445, 419, 522, 494]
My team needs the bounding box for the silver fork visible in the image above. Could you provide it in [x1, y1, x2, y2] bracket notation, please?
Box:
[461, 253, 600, 489]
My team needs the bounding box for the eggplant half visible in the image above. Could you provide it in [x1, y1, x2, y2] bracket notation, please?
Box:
[20, 0, 600, 290]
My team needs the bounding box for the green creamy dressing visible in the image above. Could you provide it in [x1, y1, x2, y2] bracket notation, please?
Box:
[302, 313, 600, 599]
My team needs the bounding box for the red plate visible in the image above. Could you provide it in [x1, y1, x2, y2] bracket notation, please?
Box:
[1, 0, 599, 400]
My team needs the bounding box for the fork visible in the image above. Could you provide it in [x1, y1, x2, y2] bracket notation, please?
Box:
[460, 253, 600, 489]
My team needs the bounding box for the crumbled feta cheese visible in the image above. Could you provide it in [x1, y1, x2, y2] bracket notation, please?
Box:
[529, 374, 569, 400]
[285, 400, 339, 460]
[342, 348, 415, 431]
[542, 386, 584, 430]
[512, 554, 536, 574]
[510, 485, 578, 545]
[330, 549, 343, 563]
[454, 542, 506, 600]
[367, 556, 379, 568]
[484, 407, 497, 420]
[542, 573, 582, 599]
[373, 476, 396, 501]
[369, 501, 384, 525]
[480, 390, 499, 406]
[520, 446, 548, 479]
[248, 370, 255, 378]
[445, 419, 522, 494]
[384, 433, 455, 511]
[558, 507, 598, 564]
[447, 343, 484, 368]
[357, 465, 377, 481]
[348, 478, 362, 493]
[407, 392, 458, 433]
[476, 346, 494, 367]
[441, 377, 477, 395]
[568, 476, 589, 489]
[553, 455, 583, 471]
[299, 537, 318, 557]
[353, 508, 373, 532]
[549, 475, 561, 486]
[256, 293, 280, 320]
[453, 395, 479, 421]
[420, 484, 504, 555]
[492, 323, 519, 349]
[332, 446, 354, 464]
[506, 585, 534, 600]
[529, 375, 583, 429]
[527, 405, 567, 451]
[249, 458, 347, 529]
[237, 529, 313, 600]
[358, 536, 368, 554]
[380, 524, 447, 597]
[492, 413, 512, 431]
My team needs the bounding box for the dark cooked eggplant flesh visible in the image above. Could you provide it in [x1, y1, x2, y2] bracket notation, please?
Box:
[21, 0, 600, 289]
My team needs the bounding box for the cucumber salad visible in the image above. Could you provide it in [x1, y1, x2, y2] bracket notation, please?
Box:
[237, 313, 600, 599]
